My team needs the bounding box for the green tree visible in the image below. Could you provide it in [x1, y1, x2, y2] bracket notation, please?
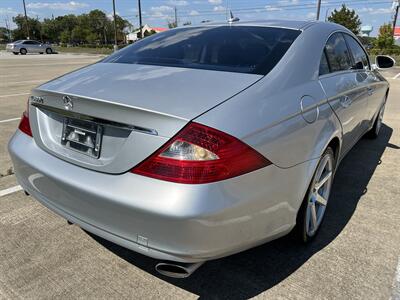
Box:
[71, 26, 90, 44]
[375, 23, 394, 49]
[328, 4, 362, 35]
[144, 29, 156, 37]
[86, 32, 98, 44]
[11, 9, 132, 45]
[0, 27, 10, 41]
[167, 20, 177, 29]
[41, 18, 59, 42]
[60, 30, 71, 44]
[12, 14, 42, 40]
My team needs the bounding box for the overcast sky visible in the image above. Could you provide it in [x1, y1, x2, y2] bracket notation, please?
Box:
[0, 0, 397, 36]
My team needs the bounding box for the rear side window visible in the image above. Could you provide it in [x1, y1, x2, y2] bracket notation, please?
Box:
[343, 34, 370, 70]
[103, 26, 301, 75]
[324, 33, 352, 72]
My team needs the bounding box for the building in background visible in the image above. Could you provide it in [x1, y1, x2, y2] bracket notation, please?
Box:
[361, 25, 373, 37]
[126, 25, 168, 43]
[395, 27, 400, 45]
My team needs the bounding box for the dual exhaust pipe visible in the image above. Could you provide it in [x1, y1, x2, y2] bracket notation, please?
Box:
[155, 261, 204, 278]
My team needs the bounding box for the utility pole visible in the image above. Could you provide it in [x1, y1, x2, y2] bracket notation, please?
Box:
[138, 0, 143, 39]
[393, 0, 399, 37]
[316, 0, 322, 20]
[22, 0, 30, 39]
[174, 7, 178, 27]
[112, 0, 118, 51]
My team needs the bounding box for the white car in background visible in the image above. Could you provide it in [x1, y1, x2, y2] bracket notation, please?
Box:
[6, 40, 53, 55]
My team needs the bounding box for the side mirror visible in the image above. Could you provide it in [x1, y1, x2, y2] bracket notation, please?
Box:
[375, 55, 395, 69]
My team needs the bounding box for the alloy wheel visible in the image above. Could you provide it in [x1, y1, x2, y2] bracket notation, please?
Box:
[305, 153, 334, 237]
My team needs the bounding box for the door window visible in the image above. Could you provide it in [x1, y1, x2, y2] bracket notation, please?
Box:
[343, 34, 370, 70]
[324, 33, 352, 72]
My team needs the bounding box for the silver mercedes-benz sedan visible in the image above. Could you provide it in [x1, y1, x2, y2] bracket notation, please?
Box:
[8, 20, 394, 278]
[6, 40, 53, 55]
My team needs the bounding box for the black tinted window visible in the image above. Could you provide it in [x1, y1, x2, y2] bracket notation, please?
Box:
[343, 34, 369, 70]
[319, 50, 330, 75]
[325, 33, 351, 72]
[103, 26, 301, 75]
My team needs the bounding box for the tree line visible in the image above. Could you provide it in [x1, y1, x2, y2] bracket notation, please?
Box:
[1, 9, 133, 45]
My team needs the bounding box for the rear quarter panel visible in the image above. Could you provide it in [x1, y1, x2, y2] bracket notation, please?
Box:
[195, 23, 343, 169]
[196, 79, 341, 169]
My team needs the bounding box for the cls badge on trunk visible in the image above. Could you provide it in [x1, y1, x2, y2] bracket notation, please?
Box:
[63, 95, 73, 110]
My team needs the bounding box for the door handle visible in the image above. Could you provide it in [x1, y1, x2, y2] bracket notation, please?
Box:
[367, 87, 374, 96]
[339, 95, 352, 108]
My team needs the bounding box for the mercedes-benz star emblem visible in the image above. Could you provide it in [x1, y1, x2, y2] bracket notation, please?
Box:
[63, 95, 73, 110]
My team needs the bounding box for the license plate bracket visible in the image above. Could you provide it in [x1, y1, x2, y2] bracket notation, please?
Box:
[61, 118, 103, 158]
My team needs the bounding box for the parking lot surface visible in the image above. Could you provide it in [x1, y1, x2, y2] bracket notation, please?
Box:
[0, 52, 399, 299]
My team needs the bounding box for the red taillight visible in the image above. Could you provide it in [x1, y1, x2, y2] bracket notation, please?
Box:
[18, 102, 32, 137]
[131, 122, 271, 184]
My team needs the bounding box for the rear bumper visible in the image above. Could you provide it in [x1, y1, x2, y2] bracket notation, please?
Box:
[9, 131, 316, 262]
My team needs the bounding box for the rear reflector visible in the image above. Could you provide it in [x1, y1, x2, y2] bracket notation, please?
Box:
[131, 122, 271, 184]
[18, 101, 32, 137]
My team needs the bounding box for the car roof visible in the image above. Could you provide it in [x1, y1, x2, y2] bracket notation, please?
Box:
[187, 19, 346, 32]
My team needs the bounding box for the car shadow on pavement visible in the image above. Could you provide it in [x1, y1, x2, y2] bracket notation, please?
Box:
[86, 124, 393, 299]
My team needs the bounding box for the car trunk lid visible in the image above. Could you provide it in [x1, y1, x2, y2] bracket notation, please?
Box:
[30, 63, 262, 174]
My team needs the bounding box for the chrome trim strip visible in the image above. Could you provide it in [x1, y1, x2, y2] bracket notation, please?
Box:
[32, 102, 158, 136]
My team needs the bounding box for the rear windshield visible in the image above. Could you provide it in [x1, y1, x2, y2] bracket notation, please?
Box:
[102, 26, 301, 75]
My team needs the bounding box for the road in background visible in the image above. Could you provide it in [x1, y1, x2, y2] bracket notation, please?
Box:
[0, 53, 399, 299]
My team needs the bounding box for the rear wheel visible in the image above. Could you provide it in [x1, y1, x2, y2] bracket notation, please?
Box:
[367, 101, 386, 139]
[46, 48, 52, 54]
[13, 52, 19, 55]
[20, 48, 27, 55]
[295, 147, 335, 243]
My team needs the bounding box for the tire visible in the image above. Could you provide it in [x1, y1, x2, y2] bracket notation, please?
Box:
[367, 100, 386, 139]
[294, 147, 335, 243]
[39, 52, 43, 54]
[20, 48, 27, 55]
[46, 48, 52, 54]
[13, 52, 19, 55]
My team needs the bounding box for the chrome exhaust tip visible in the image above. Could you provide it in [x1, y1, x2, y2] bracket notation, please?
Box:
[155, 261, 204, 278]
